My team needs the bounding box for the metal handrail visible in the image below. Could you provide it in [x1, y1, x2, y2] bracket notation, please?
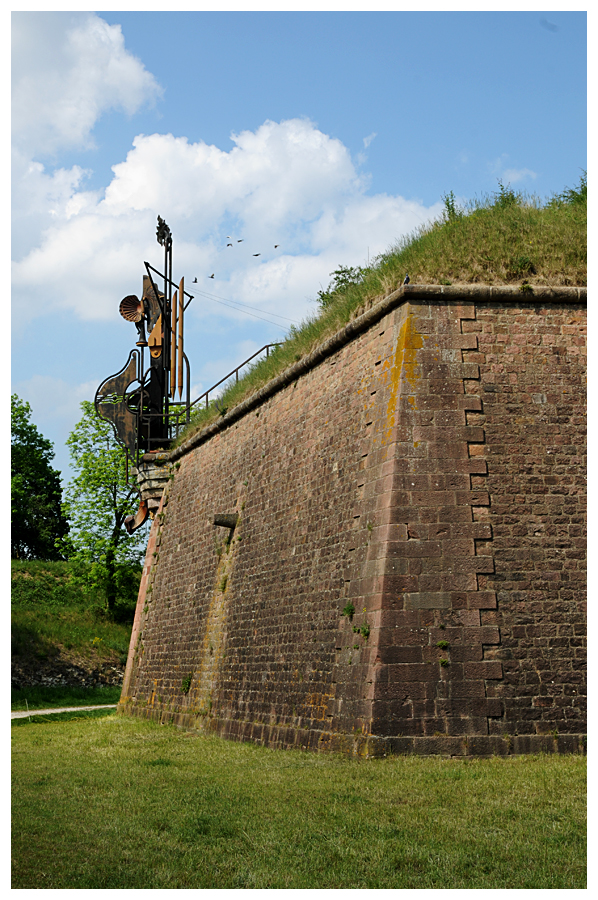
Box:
[133, 343, 283, 456]
[190, 343, 283, 411]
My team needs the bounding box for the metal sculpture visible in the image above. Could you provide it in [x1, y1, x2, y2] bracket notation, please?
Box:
[95, 216, 193, 473]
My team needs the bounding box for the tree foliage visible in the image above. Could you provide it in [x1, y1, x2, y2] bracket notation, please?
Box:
[62, 401, 148, 614]
[549, 169, 587, 207]
[316, 264, 370, 310]
[11, 394, 69, 560]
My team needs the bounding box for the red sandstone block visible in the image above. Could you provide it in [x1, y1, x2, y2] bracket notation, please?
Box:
[371, 524, 409, 543]
[424, 523, 458, 540]
[412, 425, 485, 444]
[449, 557, 495, 575]
[447, 681, 487, 698]
[466, 458, 488, 474]
[448, 717, 490, 736]
[407, 523, 431, 540]
[379, 646, 424, 664]
[404, 592, 452, 610]
[447, 523, 492, 540]
[481, 698, 504, 717]
[378, 609, 423, 629]
[381, 575, 419, 594]
[377, 623, 420, 645]
[398, 458, 435, 475]
[437, 507, 473, 523]
[386, 541, 442, 558]
[465, 591, 497, 609]
[457, 334, 479, 350]
[384, 662, 441, 682]
[441, 538, 477, 557]
[382, 556, 413, 576]
[463, 351, 486, 365]
[377, 680, 438, 703]
[450, 303, 476, 320]
[385, 426, 413, 445]
[402, 394, 459, 412]
[428, 380, 470, 395]
[429, 444, 472, 461]
[417, 508, 440, 525]
[461, 625, 500, 644]
[464, 661, 503, 679]
[455, 491, 490, 507]
[448, 645, 484, 663]
[441, 574, 478, 592]
[418, 575, 443, 592]
[411, 699, 437, 718]
[458, 395, 483, 413]
[393, 473, 432, 491]
[446, 611, 480, 629]
[410, 490, 457, 507]
[443, 474, 472, 490]
[419, 718, 451, 736]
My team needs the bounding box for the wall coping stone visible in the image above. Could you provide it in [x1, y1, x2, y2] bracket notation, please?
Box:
[143, 283, 587, 467]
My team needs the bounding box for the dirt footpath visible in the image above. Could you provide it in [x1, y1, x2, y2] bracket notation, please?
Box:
[11, 704, 117, 719]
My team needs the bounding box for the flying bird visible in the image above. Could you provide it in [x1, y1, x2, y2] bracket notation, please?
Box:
[253, 253, 261, 257]
[193, 277, 198, 283]
[403, 274, 410, 285]
[227, 243, 233, 247]
[237, 239, 243, 243]
[274, 245, 280, 249]
[209, 274, 215, 279]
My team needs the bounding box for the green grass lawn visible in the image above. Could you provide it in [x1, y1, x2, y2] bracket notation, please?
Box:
[11, 603, 131, 664]
[11, 683, 123, 711]
[11, 714, 586, 889]
[11, 559, 134, 711]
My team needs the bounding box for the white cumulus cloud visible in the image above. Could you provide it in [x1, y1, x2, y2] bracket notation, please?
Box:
[488, 154, 537, 186]
[13, 119, 442, 331]
[12, 11, 162, 261]
[12, 15, 443, 342]
[502, 167, 538, 184]
[12, 11, 161, 156]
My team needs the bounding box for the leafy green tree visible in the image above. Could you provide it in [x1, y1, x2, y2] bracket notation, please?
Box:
[62, 401, 148, 615]
[11, 394, 69, 560]
[316, 264, 370, 310]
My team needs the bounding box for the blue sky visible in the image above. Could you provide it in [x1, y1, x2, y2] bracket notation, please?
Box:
[11, 8, 587, 482]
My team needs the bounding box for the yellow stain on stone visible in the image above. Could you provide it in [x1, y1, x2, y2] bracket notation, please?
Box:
[191, 538, 235, 720]
[304, 690, 333, 722]
[385, 311, 423, 443]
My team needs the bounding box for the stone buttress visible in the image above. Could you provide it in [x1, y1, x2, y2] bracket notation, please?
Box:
[119, 285, 586, 757]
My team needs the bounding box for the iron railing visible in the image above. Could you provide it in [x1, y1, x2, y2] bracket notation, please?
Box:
[190, 343, 283, 411]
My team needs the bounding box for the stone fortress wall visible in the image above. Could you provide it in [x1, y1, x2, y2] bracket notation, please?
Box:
[118, 284, 586, 757]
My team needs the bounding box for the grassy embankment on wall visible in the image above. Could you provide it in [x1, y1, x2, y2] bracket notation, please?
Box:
[176, 176, 586, 446]
[11, 559, 137, 709]
[11, 714, 586, 889]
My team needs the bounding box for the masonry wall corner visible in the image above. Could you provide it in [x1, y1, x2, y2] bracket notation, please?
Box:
[119, 286, 587, 757]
